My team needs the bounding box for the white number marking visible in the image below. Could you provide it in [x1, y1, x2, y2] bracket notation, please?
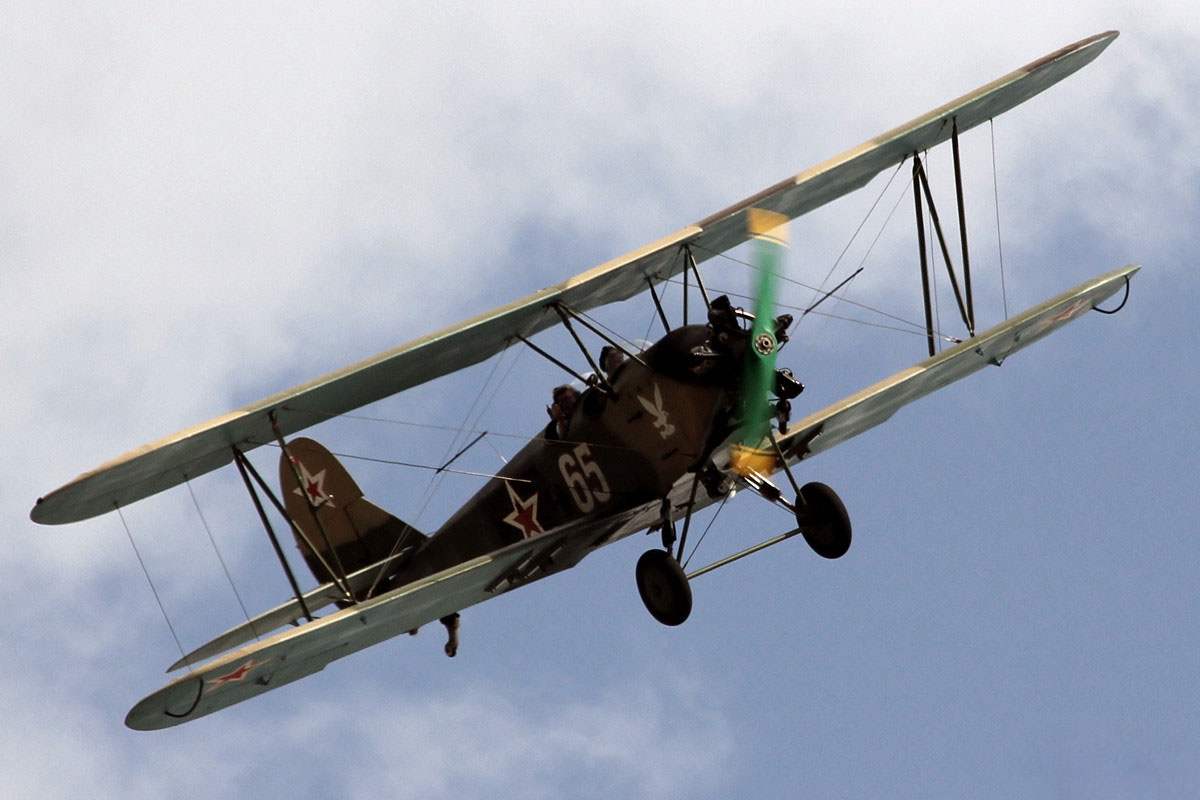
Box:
[557, 443, 611, 513]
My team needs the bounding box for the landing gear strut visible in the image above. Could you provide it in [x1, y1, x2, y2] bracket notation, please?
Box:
[635, 548, 692, 626]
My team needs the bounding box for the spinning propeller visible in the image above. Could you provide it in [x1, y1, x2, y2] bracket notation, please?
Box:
[730, 208, 790, 477]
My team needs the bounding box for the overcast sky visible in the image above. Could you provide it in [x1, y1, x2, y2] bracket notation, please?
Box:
[3, 2, 1198, 797]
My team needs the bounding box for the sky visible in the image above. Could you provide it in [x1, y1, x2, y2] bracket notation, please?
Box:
[3, 2, 1198, 797]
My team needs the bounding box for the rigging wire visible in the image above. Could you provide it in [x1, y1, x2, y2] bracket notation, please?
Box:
[186, 476, 259, 638]
[669, 243, 962, 344]
[409, 343, 518, 525]
[990, 119, 1010, 319]
[682, 492, 730, 570]
[686, 174, 940, 339]
[257, 441, 704, 501]
[484, 435, 510, 466]
[690, 281, 961, 342]
[255, 441, 533, 483]
[117, 504, 190, 670]
[803, 157, 907, 317]
[289, 408, 525, 441]
[927, 150, 942, 353]
[852, 166, 916, 275]
[572, 305, 654, 353]
[677, 248, 920, 331]
[785, 166, 919, 330]
[364, 344, 524, 599]
[295, 168, 927, 453]
[275, 411, 671, 458]
[642, 286, 665, 343]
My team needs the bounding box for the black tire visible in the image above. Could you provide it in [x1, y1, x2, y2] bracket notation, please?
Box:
[635, 548, 692, 626]
[797, 482, 852, 560]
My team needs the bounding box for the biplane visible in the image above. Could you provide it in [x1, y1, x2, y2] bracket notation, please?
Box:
[32, 31, 1137, 731]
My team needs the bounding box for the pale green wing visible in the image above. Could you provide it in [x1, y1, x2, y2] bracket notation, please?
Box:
[738, 265, 1140, 472]
[127, 524, 580, 730]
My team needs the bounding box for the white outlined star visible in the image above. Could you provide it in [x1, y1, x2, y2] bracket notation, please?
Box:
[290, 458, 332, 507]
[502, 481, 544, 538]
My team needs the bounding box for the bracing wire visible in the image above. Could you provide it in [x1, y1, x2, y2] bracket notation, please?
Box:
[683, 493, 730, 570]
[990, 119, 1010, 320]
[642, 293, 663, 343]
[686, 165, 934, 337]
[671, 242, 961, 345]
[805, 158, 907, 312]
[365, 344, 525, 599]
[256, 440, 702, 502]
[572, 305, 655, 353]
[726, 285, 960, 340]
[257, 442, 532, 483]
[117, 504, 190, 669]
[927, 150, 942, 353]
[186, 477, 259, 638]
[851, 169, 915, 276]
[484, 435, 510, 466]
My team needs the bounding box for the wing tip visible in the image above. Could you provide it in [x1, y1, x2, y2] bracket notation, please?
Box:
[29, 495, 62, 526]
[1023, 30, 1120, 75]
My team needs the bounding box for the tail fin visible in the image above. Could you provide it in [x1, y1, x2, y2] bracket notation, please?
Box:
[280, 437, 426, 587]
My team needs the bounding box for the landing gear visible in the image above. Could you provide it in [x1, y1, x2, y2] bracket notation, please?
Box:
[635, 548, 692, 626]
[795, 482, 851, 559]
[655, 497, 677, 552]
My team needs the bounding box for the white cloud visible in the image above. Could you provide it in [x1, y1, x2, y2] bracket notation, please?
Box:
[2, 3, 1197, 797]
[0, 674, 731, 800]
[337, 679, 732, 800]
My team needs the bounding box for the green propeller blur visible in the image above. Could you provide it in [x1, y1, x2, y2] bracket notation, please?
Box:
[731, 208, 787, 477]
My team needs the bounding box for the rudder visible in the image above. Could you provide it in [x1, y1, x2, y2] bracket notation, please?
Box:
[279, 437, 425, 588]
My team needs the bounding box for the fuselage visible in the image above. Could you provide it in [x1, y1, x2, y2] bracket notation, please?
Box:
[395, 324, 744, 584]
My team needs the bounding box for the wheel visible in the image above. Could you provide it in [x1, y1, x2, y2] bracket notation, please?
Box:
[796, 482, 852, 559]
[635, 548, 692, 626]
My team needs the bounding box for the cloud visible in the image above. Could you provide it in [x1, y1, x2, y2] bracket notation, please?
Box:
[0, 674, 732, 800]
[338, 679, 732, 800]
[3, 3, 1198, 797]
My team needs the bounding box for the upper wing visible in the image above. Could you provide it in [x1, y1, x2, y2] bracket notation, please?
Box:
[33, 31, 1118, 525]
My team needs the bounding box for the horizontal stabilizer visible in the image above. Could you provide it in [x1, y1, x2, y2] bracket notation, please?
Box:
[33, 31, 1118, 525]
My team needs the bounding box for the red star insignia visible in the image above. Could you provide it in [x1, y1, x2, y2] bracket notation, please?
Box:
[290, 458, 332, 507]
[502, 481, 544, 538]
[204, 658, 269, 694]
